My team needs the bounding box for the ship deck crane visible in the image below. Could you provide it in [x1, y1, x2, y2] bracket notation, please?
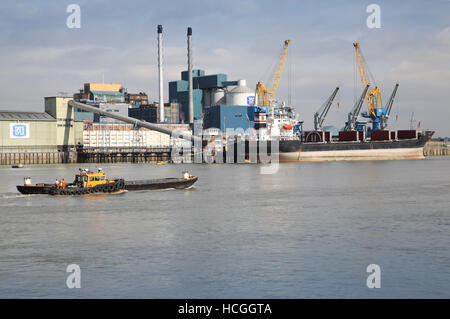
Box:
[380, 83, 399, 130]
[314, 87, 339, 131]
[345, 84, 370, 131]
[256, 40, 291, 110]
[353, 42, 385, 130]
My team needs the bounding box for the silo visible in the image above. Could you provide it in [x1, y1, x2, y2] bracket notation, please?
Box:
[225, 80, 255, 106]
[211, 88, 225, 106]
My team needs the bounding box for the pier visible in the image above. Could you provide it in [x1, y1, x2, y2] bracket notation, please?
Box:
[76, 147, 171, 163]
[0, 151, 77, 165]
[424, 140, 449, 156]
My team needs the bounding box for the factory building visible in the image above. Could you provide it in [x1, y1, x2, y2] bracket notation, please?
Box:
[199, 79, 264, 132]
[169, 69, 231, 122]
[74, 83, 125, 103]
[126, 92, 148, 108]
[97, 103, 131, 123]
[73, 83, 134, 123]
[0, 97, 83, 165]
[128, 102, 180, 124]
[169, 69, 261, 130]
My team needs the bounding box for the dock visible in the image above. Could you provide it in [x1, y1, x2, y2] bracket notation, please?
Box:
[76, 147, 171, 163]
[424, 140, 450, 156]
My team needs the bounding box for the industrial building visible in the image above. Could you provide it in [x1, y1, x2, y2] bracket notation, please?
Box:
[0, 96, 83, 165]
[74, 83, 125, 103]
[73, 82, 180, 125]
[126, 92, 149, 108]
[169, 69, 261, 131]
[82, 123, 190, 149]
[73, 83, 131, 123]
[128, 102, 180, 124]
[169, 69, 230, 122]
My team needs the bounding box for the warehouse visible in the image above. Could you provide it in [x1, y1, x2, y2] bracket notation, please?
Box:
[82, 123, 190, 148]
[0, 96, 83, 165]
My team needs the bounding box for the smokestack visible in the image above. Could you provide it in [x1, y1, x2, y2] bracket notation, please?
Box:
[157, 25, 164, 123]
[187, 27, 194, 124]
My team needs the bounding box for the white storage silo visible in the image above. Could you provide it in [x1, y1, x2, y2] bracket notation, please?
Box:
[225, 80, 255, 106]
[211, 88, 225, 106]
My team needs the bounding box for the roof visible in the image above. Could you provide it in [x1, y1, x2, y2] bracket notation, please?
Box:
[0, 110, 55, 121]
[87, 83, 122, 92]
[228, 85, 254, 94]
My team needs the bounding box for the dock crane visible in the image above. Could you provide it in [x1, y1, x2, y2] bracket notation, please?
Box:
[353, 42, 386, 130]
[256, 40, 291, 110]
[380, 83, 399, 130]
[345, 84, 370, 131]
[314, 87, 339, 131]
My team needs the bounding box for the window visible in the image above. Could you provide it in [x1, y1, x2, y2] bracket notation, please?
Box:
[89, 177, 94, 181]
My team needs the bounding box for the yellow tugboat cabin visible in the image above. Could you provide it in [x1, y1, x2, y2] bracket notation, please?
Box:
[75, 168, 113, 188]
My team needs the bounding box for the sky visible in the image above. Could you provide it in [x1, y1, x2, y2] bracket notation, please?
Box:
[0, 0, 449, 136]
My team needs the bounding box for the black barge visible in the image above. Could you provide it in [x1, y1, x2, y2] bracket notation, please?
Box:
[17, 169, 197, 195]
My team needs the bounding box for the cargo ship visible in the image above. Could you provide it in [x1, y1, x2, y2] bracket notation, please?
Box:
[223, 40, 435, 162]
[17, 169, 197, 195]
[226, 102, 434, 163]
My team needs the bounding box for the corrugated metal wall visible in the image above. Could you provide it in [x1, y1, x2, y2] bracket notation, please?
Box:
[82, 124, 191, 148]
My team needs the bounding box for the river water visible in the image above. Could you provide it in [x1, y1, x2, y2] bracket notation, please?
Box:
[0, 157, 449, 298]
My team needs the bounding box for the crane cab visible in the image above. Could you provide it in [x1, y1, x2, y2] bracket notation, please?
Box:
[75, 168, 114, 188]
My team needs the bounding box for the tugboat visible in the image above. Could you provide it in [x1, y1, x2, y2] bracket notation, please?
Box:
[17, 169, 197, 195]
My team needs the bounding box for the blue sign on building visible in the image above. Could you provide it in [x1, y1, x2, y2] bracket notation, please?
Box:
[247, 96, 255, 106]
[10, 123, 29, 138]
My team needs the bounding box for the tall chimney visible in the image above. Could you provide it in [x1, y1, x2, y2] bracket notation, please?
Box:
[157, 24, 164, 123]
[187, 27, 194, 124]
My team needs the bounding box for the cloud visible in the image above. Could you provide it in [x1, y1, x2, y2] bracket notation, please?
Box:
[0, 0, 449, 136]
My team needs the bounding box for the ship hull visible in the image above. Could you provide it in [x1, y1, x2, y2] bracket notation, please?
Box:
[279, 146, 424, 162]
[228, 131, 433, 163]
[277, 132, 432, 162]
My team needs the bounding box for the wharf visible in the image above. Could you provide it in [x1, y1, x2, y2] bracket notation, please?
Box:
[76, 146, 172, 163]
[424, 140, 450, 156]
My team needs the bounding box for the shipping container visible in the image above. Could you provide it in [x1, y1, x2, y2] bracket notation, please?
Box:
[371, 130, 390, 141]
[397, 130, 417, 139]
[338, 131, 358, 141]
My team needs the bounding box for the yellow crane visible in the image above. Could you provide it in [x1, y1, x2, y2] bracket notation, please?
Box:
[256, 39, 291, 109]
[353, 42, 383, 118]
